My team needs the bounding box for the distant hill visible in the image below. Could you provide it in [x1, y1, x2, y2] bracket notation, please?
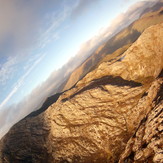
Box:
[62, 3, 163, 91]
[25, 92, 62, 118]
[25, 2, 163, 119]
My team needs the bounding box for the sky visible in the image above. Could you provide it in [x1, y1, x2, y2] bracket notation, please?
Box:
[0, 0, 159, 138]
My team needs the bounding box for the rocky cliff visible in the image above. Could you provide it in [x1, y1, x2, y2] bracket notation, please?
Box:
[0, 23, 163, 163]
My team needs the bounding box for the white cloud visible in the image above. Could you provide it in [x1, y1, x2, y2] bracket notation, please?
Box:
[0, 0, 102, 87]
[38, 4, 74, 49]
[70, 0, 100, 19]
[98, 0, 160, 41]
[0, 53, 45, 109]
[0, 0, 71, 86]
[0, 57, 17, 85]
[0, 0, 68, 58]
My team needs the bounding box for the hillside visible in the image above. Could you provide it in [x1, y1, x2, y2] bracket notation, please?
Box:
[62, 4, 163, 91]
[0, 23, 162, 163]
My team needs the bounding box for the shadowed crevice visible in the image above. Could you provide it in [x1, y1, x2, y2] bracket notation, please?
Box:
[62, 75, 142, 102]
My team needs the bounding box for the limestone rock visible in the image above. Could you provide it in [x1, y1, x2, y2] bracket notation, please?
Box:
[0, 23, 163, 163]
[119, 81, 163, 163]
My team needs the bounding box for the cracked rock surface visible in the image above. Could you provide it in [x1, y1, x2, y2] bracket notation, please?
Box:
[119, 81, 163, 163]
[0, 24, 163, 163]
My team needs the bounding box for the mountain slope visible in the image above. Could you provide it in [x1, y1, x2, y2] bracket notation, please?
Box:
[62, 5, 163, 91]
[0, 23, 163, 163]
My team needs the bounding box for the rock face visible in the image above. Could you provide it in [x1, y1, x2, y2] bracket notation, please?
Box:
[119, 82, 163, 163]
[0, 116, 51, 163]
[0, 23, 163, 163]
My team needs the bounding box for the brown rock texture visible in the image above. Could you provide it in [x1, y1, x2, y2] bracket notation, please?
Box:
[0, 23, 163, 163]
[0, 116, 51, 163]
[119, 80, 163, 163]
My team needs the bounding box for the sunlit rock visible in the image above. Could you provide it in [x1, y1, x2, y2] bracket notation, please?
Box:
[0, 22, 163, 163]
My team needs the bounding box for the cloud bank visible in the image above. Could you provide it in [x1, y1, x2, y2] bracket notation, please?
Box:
[0, 0, 70, 86]
[0, 0, 103, 86]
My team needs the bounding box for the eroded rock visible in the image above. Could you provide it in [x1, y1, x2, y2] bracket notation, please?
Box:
[0, 23, 163, 163]
[119, 79, 163, 163]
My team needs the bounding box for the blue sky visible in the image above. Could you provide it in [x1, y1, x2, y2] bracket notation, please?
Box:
[0, 0, 141, 107]
[0, 0, 158, 137]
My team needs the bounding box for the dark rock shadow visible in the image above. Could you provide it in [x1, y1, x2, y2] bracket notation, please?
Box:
[0, 93, 62, 163]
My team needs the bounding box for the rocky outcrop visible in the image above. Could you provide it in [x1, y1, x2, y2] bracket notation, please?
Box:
[119, 79, 163, 163]
[0, 115, 52, 163]
[0, 23, 163, 163]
